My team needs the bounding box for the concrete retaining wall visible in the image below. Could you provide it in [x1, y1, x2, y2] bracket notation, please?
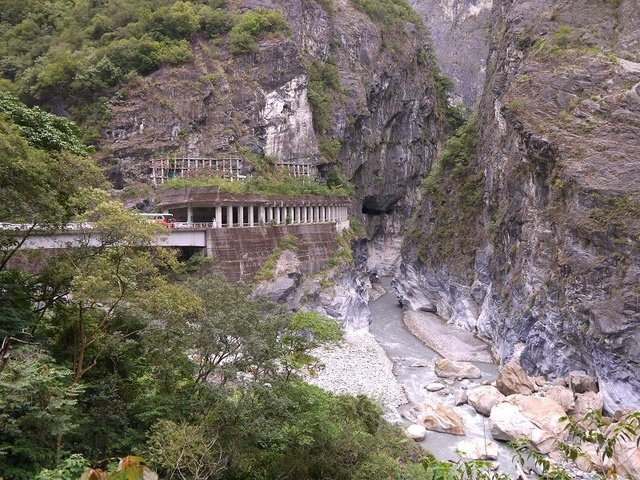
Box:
[206, 223, 338, 281]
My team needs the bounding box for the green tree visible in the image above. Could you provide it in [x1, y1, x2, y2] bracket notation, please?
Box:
[0, 348, 83, 479]
[229, 9, 290, 54]
[0, 93, 104, 376]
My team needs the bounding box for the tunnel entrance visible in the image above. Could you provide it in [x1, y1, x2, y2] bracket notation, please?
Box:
[361, 196, 395, 216]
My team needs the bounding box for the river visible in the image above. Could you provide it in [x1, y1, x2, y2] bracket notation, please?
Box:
[368, 277, 516, 472]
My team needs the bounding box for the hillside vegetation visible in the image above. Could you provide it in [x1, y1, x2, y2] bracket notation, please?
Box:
[0, 1, 288, 128]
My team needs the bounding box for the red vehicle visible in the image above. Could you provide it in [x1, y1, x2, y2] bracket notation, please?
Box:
[140, 213, 175, 228]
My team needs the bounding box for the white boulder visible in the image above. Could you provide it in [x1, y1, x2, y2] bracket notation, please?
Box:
[457, 438, 499, 461]
[545, 385, 575, 412]
[490, 395, 567, 453]
[467, 386, 506, 416]
[417, 403, 466, 436]
[406, 423, 427, 441]
[435, 358, 482, 379]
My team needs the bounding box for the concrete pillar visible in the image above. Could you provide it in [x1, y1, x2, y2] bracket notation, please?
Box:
[295, 206, 301, 224]
[205, 229, 214, 257]
[320, 205, 326, 223]
[239, 205, 244, 227]
[226, 205, 233, 227]
[259, 206, 265, 225]
[302, 206, 307, 224]
[215, 205, 222, 228]
[275, 206, 281, 225]
[289, 206, 295, 224]
[248, 205, 254, 227]
[187, 204, 193, 223]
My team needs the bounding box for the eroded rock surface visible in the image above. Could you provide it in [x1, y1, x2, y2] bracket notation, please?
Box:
[435, 358, 483, 379]
[490, 395, 567, 453]
[397, 0, 640, 412]
[417, 402, 466, 436]
[495, 361, 536, 396]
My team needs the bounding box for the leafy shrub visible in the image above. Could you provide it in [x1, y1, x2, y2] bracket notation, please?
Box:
[254, 235, 300, 282]
[351, 0, 422, 29]
[432, 67, 469, 133]
[0, 91, 89, 155]
[162, 169, 353, 197]
[229, 9, 290, 54]
[306, 58, 342, 136]
[0, 0, 234, 122]
[319, 137, 342, 160]
[199, 6, 235, 36]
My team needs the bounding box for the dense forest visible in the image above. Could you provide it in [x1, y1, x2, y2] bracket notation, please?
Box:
[0, 0, 291, 145]
[0, 92, 443, 478]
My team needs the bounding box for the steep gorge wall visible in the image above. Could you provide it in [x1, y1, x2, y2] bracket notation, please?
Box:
[408, 0, 492, 106]
[398, 0, 640, 412]
[99, 0, 439, 237]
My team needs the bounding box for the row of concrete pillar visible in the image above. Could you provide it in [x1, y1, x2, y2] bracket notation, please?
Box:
[184, 204, 348, 228]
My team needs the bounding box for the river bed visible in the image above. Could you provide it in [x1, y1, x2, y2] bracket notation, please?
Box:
[369, 277, 516, 472]
[308, 276, 517, 473]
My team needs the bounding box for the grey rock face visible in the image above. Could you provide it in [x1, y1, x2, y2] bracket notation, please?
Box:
[288, 266, 372, 330]
[409, 0, 492, 105]
[399, 0, 640, 412]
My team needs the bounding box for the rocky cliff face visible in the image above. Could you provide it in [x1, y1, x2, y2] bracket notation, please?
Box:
[98, 0, 439, 237]
[398, 0, 640, 412]
[409, 0, 492, 106]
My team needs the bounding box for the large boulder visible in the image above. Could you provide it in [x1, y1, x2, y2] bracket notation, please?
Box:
[572, 391, 604, 417]
[490, 395, 567, 453]
[406, 424, 427, 441]
[434, 358, 482, 379]
[467, 386, 506, 416]
[417, 403, 466, 436]
[545, 385, 575, 413]
[568, 370, 598, 394]
[456, 438, 499, 461]
[252, 250, 301, 303]
[574, 443, 613, 474]
[613, 432, 640, 478]
[496, 361, 536, 396]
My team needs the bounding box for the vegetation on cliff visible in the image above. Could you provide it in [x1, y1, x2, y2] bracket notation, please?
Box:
[161, 169, 354, 197]
[0, 0, 288, 132]
[406, 114, 483, 276]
